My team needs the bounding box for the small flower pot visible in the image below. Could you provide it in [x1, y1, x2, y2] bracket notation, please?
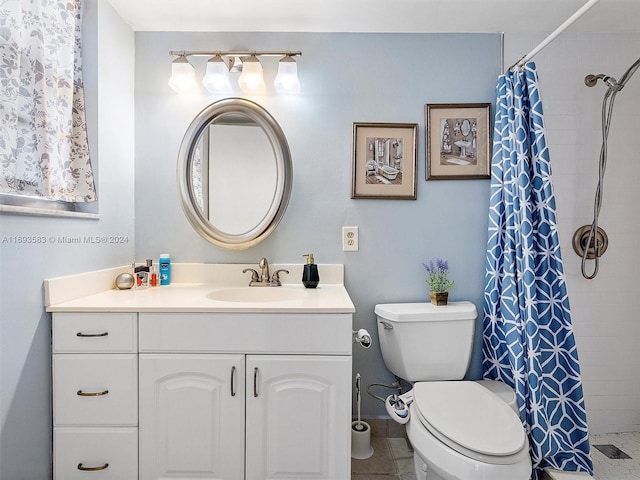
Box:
[430, 291, 449, 306]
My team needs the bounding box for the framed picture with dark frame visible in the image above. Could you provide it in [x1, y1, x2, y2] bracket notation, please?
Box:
[351, 122, 418, 199]
[425, 103, 491, 180]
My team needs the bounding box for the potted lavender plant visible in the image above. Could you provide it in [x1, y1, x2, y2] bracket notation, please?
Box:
[422, 258, 454, 305]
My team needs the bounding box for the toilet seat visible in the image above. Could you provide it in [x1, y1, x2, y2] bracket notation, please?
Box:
[412, 381, 526, 464]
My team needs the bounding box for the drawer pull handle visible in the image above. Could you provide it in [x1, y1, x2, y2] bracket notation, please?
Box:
[77, 389, 109, 397]
[253, 367, 259, 397]
[230, 366, 236, 397]
[77, 463, 109, 471]
[76, 331, 109, 337]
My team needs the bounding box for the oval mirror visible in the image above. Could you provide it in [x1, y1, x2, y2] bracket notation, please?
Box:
[177, 98, 292, 249]
[461, 118, 471, 137]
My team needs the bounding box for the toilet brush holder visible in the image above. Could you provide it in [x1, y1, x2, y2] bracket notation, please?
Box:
[351, 421, 374, 459]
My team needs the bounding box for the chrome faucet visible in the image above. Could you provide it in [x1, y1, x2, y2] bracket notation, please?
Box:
[259, 257, 270, 284]
[243, 258, 289, 286]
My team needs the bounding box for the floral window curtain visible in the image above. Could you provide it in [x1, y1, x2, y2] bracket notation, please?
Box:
[0, 0, 96, 202]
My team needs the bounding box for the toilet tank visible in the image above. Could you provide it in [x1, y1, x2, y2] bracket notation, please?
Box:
[375, 302, 477, 382]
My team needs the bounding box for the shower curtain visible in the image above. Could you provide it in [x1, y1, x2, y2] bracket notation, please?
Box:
[482, 62, 593, 478]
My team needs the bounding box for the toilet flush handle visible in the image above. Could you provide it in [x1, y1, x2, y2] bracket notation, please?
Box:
[379, 321, 394, 330]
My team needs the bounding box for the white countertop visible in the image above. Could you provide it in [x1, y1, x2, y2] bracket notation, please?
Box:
[46, 283, 355, 313]
[45, 264, 355, 314]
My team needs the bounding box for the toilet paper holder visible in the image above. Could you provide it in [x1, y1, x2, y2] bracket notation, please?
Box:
[352, 329, 372, 348]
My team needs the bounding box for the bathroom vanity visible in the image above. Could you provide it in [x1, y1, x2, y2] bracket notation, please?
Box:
[47, 264, 355, 480]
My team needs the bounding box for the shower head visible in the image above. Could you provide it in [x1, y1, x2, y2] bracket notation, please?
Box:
[604, 77, 618, 89]
[584, 73, 617, 88]
[585, 58, 640, 91]
[584, 73, 623, 92]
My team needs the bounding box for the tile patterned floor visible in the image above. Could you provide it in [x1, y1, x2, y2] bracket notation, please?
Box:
[351, 431, 640, 480]
[591, 432, 640, 480]
[351, 437, 416, 480]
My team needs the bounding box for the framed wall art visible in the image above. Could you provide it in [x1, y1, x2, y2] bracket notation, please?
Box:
[351, 122, 418, 199]
[425, 103, 491, 180]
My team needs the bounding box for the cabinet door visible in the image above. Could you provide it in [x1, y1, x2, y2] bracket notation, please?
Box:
[246, 355, 351, 480]
[139, 354, 245, 480]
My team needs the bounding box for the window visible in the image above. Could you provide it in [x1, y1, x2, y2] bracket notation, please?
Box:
[0, 0, 96, 217]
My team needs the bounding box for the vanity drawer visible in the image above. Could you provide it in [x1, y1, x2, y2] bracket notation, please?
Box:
[53, 313, 137, 353]
[54, 427, 138, 480]
[53, 354, 137, 426]
[139, 312, 353, 354]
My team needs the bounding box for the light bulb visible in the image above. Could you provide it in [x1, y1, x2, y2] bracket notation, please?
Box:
[168, 55, 195, 93]
[202, 55, 232, 93]
[238, 56, 266, 93]
[274, 56, 301, 94]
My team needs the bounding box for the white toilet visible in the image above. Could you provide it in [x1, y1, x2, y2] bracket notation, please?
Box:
[375, 302, 532, 480]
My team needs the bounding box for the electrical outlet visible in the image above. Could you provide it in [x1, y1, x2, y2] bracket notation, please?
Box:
[342, 226, 358, 251]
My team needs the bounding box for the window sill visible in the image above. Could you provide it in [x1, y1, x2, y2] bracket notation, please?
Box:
[0, 204, 100, 220]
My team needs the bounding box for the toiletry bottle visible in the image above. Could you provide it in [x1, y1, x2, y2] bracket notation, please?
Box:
[159, 254, 171, 285]
[149, 259, 158, 287]
[135, 261, 150, 289]
[302, 253, 319, 288]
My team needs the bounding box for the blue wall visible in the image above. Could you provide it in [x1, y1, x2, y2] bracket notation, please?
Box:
[134, 31, 502, 416]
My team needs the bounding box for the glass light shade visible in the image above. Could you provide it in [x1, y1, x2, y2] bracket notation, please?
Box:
[168, 56, 196, 93]
[238, 56, 266, 93]
[274, 56, 301, 93]
[202, 55, 232, 93]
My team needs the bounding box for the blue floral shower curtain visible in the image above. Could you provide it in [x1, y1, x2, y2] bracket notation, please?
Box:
[482, 62, 593, 478]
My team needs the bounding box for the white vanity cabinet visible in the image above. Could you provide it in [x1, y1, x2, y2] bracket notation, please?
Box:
[138, 312, 352, 480]
[47, 272, 355, 480]
[52, 313, 138, 480]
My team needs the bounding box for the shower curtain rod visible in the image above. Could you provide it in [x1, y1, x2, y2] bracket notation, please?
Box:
[509, 0, 602, 70]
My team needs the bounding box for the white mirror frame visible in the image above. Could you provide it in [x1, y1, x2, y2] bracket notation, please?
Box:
[177, 98, 292, 249]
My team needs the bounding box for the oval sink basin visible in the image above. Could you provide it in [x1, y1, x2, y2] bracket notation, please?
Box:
[206, 287, 306, 303]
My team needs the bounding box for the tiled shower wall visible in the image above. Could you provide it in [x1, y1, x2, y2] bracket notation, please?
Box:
[505, 32, 640, 434]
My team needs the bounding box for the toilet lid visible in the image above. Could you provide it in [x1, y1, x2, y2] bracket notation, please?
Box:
[413, 381, 526, 457]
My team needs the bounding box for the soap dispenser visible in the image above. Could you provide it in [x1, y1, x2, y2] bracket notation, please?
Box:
[302, 253, 319, 288]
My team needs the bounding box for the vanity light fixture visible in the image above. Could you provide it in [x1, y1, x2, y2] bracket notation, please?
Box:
[237, 55, 266, 93]
[169, 50, 302, 94]
[168, 55, 196, 93]
[202, 54, 232, 93]
[274, 55, 301, 94]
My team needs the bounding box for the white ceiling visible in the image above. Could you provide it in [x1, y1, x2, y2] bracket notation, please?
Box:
[107, 0, 640, 34]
